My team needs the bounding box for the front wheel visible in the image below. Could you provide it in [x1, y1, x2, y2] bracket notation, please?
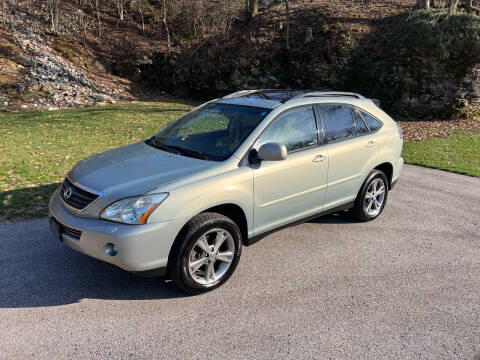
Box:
[349, 170, 389, 222]
[168, 213, 242, 294]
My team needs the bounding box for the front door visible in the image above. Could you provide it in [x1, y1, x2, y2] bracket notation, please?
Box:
[252, 105, 329, 235]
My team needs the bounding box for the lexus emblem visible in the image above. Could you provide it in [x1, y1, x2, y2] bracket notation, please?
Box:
[63, 187, 72, 199]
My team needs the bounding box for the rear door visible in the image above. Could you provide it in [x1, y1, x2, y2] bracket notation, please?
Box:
[316, 104, 378, 209]
[252, 105, 329, 235]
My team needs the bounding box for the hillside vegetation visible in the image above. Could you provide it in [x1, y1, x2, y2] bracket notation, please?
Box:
[145, 5, 480, 118]
[1, 0, 480, 118]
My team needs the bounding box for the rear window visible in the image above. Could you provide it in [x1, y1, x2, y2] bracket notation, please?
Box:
[361, 111, 382, 132]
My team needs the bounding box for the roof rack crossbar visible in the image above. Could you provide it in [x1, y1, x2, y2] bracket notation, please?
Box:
[286, 91, 365, 102]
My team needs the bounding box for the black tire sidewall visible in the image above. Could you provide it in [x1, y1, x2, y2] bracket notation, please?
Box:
[174, 214, 242, 294]
[355, 170, 389, 221]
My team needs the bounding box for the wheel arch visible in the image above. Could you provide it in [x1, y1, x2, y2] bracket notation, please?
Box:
[166, 203, 249, 279]
[374, 162, 393, 189]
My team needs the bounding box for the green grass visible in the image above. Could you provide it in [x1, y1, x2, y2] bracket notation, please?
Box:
[403, 132, 480, 177]
[0, 101, 195, 221]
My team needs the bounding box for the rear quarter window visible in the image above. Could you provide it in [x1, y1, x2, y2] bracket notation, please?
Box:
[360, 111, 383, 132]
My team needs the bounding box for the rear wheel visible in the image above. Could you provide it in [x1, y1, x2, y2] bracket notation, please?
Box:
[169, 213, 242, 294]
[349, 170, 388, 221]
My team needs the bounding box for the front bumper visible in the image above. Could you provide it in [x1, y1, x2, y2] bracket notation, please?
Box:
[49, 191, 186, 273]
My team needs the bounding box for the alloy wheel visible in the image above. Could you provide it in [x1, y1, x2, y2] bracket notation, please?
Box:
[188, 228, 235, 285]
[364, 178, 385, 217]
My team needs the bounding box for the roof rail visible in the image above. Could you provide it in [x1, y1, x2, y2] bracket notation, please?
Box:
[221, 90, 260, 99]
[284, 91, 366, 102]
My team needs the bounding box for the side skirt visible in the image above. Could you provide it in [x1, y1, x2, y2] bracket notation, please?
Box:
[244, 201, 354, 246]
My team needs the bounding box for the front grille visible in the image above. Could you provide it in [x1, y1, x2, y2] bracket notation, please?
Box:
[60, 177, 99, 210]
[62, 224, 82, 240]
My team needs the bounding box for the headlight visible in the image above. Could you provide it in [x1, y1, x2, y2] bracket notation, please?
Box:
[100, 193, 168, 224]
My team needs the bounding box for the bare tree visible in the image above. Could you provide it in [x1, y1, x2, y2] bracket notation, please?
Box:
[448, 0, 459, 14]
[416, 0, 431, 9]
[95, 0, 102, 36]
[137, 1, 145, 34]
[285, 0, 290, 50]
[249, 0, 258, 18]
[48, 0, 60, 33]
[163, 0, 171, 55]
[117, 0, 124, 20]
[77, 9, 89, 44]
[465, 0, 473, 13]
[1, 0, 6, 24]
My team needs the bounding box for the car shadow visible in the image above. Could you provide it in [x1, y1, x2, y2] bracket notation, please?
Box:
[0, 222, 187, 308]
[306, 211, 363, 224]
[0, 212, 360, 308]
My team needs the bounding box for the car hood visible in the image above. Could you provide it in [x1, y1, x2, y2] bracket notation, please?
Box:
[69, 142, 216, 194]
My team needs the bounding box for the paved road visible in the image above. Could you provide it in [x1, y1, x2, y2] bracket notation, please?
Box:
[1, 165, 480, 359]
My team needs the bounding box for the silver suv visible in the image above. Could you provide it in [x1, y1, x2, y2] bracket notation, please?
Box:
[49, 90, 403, 293]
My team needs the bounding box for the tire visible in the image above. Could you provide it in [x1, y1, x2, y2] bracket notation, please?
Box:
[168, 212, 242, 295]
[349, 169, 389, 222]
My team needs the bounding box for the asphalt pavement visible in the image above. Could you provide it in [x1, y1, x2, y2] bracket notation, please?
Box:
[1, 165, 479, 359]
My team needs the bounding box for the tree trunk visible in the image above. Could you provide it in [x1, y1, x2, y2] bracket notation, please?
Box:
[49, 0, 59, 33]
[138, 3, 145, 34]
[466, 0, 473, 13]
[304, 27, 313, 44]
[163, 0, 171, 55]
[250, 0, 258, 18]
[416, 0, 430, 9]
[96, 0, 101, 36]
[285, 0, 290, 50]
[53, 0, 59, 33]
[448, 0, 459, 14]
[118, 0, 124, 21]
[2, 0, 5, 24]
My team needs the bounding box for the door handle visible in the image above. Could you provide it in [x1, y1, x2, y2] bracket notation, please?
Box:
[312, 154, 327, 162]
[366, 140, 376, 147]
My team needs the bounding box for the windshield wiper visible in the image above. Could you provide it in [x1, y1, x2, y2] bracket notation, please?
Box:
[151, 142, 210, 160]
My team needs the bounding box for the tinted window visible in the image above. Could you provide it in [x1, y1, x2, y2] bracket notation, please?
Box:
[352, 109, 369, 135]
[361, 111, 382, 131]
[258, 106, 318, 152]
[318, 105, 355, 142]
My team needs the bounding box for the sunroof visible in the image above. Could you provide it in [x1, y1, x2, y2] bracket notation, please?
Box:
[244, 90, 305, 102]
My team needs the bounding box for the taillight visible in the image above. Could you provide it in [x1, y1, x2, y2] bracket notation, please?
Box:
[396, 123, 403, 139]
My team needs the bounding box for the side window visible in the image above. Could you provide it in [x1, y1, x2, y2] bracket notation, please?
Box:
[352, 108, 369, 135]
[258, 106, 318, 153]
[360, 111, 382, 132]
[318, 105, 355, 142]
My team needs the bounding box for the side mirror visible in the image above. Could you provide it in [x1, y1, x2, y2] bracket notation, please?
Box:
[257, 142, 287, 161]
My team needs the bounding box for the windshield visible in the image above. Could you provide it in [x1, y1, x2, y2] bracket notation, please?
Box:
[147, 103, 270, 161]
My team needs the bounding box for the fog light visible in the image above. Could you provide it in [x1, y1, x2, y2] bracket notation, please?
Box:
[105, 243, 118, 256]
